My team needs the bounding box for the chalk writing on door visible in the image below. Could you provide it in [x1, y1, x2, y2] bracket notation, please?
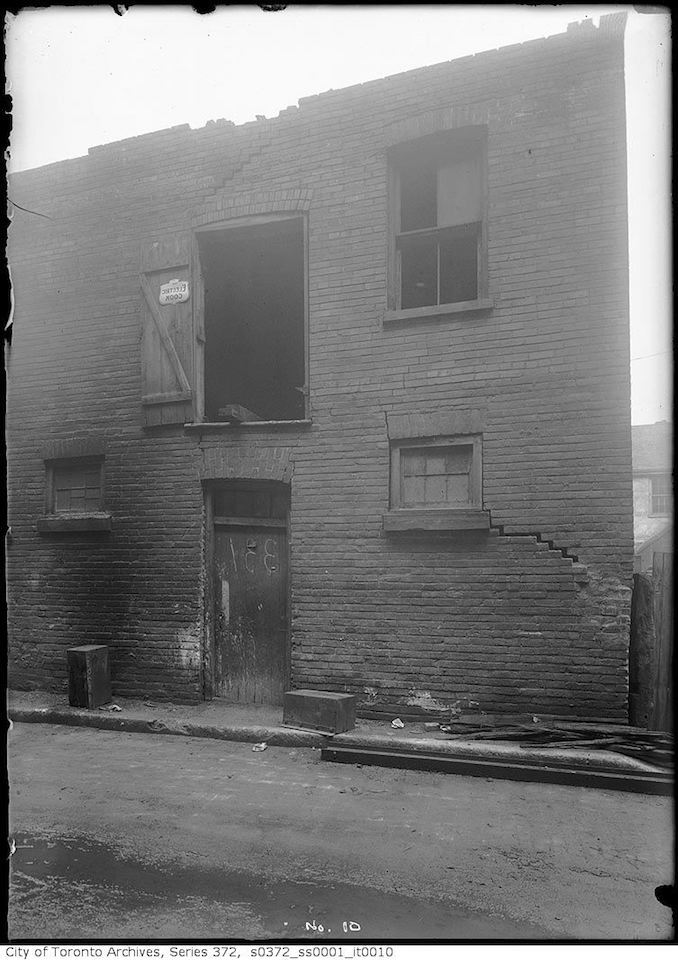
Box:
[264, 538, 278, 575]
[245, 540, 257, 573]
[228, 534, 279, 576]
[221, 579, 230, 620]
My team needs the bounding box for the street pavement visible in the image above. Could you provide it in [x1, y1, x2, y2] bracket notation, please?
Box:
[8, 722, 673, 941]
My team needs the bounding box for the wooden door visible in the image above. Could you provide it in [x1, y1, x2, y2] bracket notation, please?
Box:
[213, 523, 288, 704]
[140, 234, 203, 426]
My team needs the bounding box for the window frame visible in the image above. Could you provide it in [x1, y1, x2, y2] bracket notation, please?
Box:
[649, 473, 672, 517]
[387, 127, 489, 318]
[384, 434, 489, 533]
[37, 456, 111, 534]
[390, 435, 483, 511]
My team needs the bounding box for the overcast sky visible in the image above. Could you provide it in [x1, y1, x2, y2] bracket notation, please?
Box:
[5, 5, 671, 424]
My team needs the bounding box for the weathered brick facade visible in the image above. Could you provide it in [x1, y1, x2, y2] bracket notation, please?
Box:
[7, 15, 634, 719]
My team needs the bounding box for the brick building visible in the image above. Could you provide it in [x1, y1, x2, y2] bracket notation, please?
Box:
[7, 14, 634, 719]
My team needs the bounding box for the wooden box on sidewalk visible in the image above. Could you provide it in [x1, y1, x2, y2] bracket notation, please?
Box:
[283, 689, 356, 733]
[67, 644, 111, 709]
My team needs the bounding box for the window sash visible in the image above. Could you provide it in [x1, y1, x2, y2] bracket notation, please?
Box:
[390, 436, 482, 510]
[46, 459, 104, 515]
[397, 223, 481, 308]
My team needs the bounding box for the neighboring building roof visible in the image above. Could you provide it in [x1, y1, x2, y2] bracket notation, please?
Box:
[632, 421, 673, 473]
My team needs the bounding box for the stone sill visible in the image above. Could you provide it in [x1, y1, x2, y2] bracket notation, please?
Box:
[383, 299, 494, 325]
[185, 419, 312, 434]
[37, 514, 112, 534]
[383, 508, 490, 533]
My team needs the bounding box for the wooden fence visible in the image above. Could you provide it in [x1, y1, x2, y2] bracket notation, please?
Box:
[651, 552, 673, 732]
[629, 552, 673, 731]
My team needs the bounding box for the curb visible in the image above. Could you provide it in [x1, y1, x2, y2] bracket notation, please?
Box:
[322, 744, 674, 797]
[9, 707, 329, 748]
[10, 706, 669, 780]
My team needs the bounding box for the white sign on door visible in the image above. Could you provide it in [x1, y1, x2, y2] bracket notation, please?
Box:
[159, 279, 190, 305]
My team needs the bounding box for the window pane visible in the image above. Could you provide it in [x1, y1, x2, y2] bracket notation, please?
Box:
[446, 473, 471, 503]
[424, 475, 447, 503]
[439, 225, 478, 304]
[234, 491, 256, 516]
[445, 447, 473, 473]
[250, 491, 271, 518]
[402, 452, 427, 477]
[53, 461, 102, 513]
[437, 158, 482, 227]
[271, 492, 289, 519]
[400, 233, 438, 308]
[400, 444, 474, 507]
[213, 489, 237, 516]
[402, 475, 426, 505]
[399, 161, 437, 231]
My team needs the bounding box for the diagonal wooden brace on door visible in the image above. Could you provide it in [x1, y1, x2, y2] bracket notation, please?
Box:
[140, 272, 193, 402]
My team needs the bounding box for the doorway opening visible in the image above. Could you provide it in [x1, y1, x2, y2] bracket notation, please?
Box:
[207, 480, 290, 705]
[198, 217, 306, 423]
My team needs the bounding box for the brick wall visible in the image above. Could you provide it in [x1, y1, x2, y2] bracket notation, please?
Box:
[7, 16, 634, 718]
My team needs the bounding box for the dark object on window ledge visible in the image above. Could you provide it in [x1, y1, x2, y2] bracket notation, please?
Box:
[217, 404, 263, 423]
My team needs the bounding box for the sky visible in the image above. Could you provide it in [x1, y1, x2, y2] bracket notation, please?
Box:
[5, 4, 671, 425]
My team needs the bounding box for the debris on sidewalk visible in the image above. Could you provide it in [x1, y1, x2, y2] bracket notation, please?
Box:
[391, 718, 405, 729]
[252, 742, 268, 752]
[98, 703, 122, 712]
[437, 719, 674, 771]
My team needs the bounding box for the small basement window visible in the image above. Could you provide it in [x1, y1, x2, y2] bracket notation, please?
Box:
[384, 435, 489, 532]
[198, 216, 307, 423]
[391, 127, 487, 311]
[38, 457, 111, 533]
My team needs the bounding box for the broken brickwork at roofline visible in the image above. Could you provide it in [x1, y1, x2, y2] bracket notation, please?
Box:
[7, 15, 634, 719]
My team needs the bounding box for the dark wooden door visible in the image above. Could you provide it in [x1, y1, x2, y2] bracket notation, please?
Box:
[213, 523, 288, 704]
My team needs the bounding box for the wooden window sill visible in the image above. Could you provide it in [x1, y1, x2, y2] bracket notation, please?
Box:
[383, 299, 493, 325]
[37, 514, 112, 533]
[185, 419, 312, 433]
[383, 508, 490, 532]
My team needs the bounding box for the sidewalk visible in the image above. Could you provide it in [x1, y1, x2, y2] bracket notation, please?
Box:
[9, 689, 671, 791]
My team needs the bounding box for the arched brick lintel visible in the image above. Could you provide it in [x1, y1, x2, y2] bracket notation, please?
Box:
[199, 445, 293, 484]
[384, 105, 490, 149]
[193, 189, 313, 229]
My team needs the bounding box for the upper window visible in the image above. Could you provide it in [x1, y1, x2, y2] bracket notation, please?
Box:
[650, 475, 672, 516]
[391, 127, 487, 311]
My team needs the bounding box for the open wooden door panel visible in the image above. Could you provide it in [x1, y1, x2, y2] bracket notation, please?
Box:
[140, 234, 201, 426]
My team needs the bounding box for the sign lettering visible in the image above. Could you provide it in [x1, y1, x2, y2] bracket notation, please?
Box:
[159, 279, 190, 305]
